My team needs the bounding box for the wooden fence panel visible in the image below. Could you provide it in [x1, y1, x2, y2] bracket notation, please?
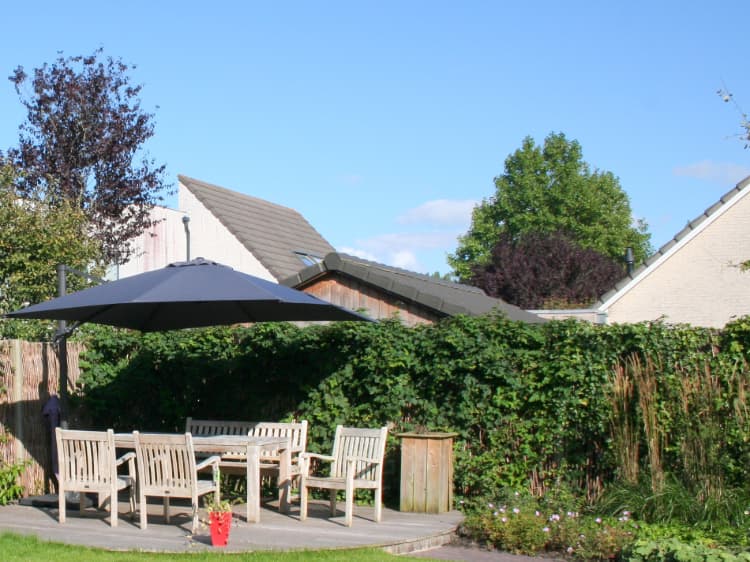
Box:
[0, 340, 83, 496]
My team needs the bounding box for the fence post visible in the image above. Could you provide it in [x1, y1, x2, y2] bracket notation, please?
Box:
[11, 339, 25, 463]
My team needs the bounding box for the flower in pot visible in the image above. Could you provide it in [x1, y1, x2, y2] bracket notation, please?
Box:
[205, 494, 232, 547]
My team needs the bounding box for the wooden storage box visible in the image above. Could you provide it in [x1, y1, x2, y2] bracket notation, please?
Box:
[397, 432, 457, 513]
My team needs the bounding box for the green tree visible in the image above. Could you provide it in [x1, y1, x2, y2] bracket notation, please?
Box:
[448, 133, 651, 281]
[0, 160, 104, 339]
[8, 49, 169, 265]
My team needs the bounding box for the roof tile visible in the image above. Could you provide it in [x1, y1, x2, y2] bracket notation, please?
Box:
[179, 175, 334, 280]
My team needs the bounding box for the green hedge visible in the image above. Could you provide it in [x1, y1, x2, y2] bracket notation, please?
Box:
[73, 314, 750, 507]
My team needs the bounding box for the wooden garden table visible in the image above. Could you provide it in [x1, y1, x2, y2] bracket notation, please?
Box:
[114, 433, 291, 523]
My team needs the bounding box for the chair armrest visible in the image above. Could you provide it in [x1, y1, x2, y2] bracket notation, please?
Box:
[116, 451, 136, 478]
[115, 451, 135, 466]
[196, 454, 222, 472]
[300, 452, 335, 462]
[345, 456, 381, 466]
[345, 456, 381, 480]
[299, 452, 335, 476]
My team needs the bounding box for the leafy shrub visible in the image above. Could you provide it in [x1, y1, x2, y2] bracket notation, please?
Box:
[624, 538, 750, 562]
[0, 461, 27, 505]
[633, 523, 750, 550]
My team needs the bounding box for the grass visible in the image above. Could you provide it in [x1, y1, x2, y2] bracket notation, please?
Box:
[0, 532, 432, 561]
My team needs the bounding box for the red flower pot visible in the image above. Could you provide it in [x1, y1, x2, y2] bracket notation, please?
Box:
[209, 511, 232, 547]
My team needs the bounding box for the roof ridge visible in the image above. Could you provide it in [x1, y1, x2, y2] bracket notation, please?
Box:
[333, 252, 486, 294]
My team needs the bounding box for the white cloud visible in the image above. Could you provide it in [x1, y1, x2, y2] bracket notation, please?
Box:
[338, 246, 379, 262]
[673, 161, 750, 185]
[339, 231, 463, 274]
[397, 199, 477, 227]
[391, 250, 420, 270]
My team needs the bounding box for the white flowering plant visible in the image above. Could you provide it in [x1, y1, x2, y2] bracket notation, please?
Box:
[459, 491, 637, 560]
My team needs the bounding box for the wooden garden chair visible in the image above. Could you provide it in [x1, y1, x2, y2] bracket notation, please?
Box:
[132, 432, 220, 533]
[299, 425, 388, 527]
[55, 428, 136, 527]
[186, 418, 308, 505]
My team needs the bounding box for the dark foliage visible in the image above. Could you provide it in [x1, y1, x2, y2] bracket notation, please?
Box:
[7, 49, 170, 264]
[470, 231, 625, 309]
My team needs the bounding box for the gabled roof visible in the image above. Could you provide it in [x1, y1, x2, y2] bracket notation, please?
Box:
[178, 175, 334, 280]
[281, 252, 547, 324]
[597, 174, 750, 309]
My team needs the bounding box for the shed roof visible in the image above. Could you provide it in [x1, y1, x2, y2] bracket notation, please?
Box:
[179, 175, 334, 280]
[282, 252, 546, 323]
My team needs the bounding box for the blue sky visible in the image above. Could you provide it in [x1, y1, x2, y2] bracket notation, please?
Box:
[1, 1, 749, 275]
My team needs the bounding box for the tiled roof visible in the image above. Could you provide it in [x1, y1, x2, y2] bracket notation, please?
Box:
[597, 174, 750, 306]
[179, 175, 334, 280]
[281, 252, 547, 324]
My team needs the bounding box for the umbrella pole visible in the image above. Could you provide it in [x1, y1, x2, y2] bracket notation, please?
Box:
[56, 265, 69, 428]
[57, 335, 68, 429]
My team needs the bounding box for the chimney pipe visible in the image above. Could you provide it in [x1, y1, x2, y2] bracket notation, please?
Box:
[182, 215, 191, 261]
[625, 247, 634, 275]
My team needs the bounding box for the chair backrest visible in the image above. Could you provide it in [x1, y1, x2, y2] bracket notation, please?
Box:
[185, 418, 253, 436]
[132, 432, 198, 495]
[186, 418, 308, 456]
[330, 425, 389, 481]
[56, 428, 117, 491]
[248, 421, 308, 456]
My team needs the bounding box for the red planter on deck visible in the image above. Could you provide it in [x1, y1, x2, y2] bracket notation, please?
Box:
[209, 511, 232, 547]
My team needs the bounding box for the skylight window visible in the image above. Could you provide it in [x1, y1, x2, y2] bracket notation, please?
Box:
[295, 252, 323, 267]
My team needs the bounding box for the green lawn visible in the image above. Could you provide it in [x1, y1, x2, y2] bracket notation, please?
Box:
[0, 532, 435, 561]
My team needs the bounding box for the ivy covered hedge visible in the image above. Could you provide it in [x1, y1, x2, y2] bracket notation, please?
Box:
[72, 314, 750, 507]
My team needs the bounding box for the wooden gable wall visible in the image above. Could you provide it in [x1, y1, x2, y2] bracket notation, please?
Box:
[299, 274, 443, 326]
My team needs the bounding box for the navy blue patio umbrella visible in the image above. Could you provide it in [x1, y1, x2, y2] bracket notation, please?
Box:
[6, 258, 370, 503]
[6, 257, 369, 330]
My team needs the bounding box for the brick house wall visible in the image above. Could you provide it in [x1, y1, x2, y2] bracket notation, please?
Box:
[603, 187, 750, 328]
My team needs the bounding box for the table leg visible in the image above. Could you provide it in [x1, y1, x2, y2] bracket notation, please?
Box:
[246, 444, 261, 523]
[278, 443, 291, 513]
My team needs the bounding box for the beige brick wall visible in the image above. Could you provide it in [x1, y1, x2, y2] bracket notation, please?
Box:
[605, 191, 750, 328]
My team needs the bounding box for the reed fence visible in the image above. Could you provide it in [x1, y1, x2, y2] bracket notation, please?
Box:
[0, 339, 84, 496]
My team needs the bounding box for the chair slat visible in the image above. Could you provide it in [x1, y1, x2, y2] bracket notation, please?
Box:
[55, 428, 135, 527]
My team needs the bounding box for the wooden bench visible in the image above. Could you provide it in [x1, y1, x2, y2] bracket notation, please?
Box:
[185, 418, 308, 507]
